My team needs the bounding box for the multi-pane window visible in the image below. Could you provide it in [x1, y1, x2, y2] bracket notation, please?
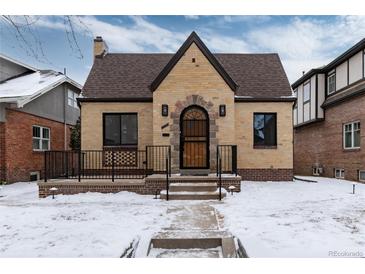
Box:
[343, 121, 360, 149]
[32, 126, 50, 151]
[327, 72, 336, 95]
[68, 90, 78, 108]
[253, 113, 277, 147]
[103, 113, 138, 146]
[303, 82, 310, 102]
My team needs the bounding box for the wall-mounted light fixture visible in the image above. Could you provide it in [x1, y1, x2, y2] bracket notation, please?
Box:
[162, 104, 168, 116]
[219, 105, 226, 117]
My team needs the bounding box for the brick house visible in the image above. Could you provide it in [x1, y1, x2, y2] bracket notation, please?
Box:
[292, 38, 365, 182]
[0, 54, 82, 183]
[78, 32, 294, 181]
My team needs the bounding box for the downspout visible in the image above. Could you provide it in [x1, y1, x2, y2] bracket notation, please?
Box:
[63, 68, 67, 151]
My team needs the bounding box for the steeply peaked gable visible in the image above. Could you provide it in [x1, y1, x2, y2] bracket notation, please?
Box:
[150, 32, 238, 92]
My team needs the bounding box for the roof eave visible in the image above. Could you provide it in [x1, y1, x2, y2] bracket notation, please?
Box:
[234, 97, 296, 102]
[324, 38, 365, 71]
[292, 38, 365, 89]
[77, 97, 153, 106]
[0, 53, 38, 72]
[291, 68, 324, 89]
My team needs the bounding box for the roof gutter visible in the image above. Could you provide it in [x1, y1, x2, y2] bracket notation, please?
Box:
[77, 97, 153, 107]
[234, 97, 296, 102]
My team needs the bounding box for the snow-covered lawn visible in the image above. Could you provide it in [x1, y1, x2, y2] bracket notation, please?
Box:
[0, 177, 364, 257]
[214, 177, 365, 258]
[0, 182, 172, 257]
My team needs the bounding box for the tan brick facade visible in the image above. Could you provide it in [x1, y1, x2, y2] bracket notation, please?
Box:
[80, 42, 294, 181]
[294, 95, 365, 182]
[152, 42, 235, 172]
[80, 102, 153, 151]
[3, 109, 71, 183]
[235, 102, 293, 169]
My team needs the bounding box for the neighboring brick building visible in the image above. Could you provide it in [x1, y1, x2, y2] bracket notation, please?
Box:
[0, 54, 82, 183]
[79, 32, 295, 181]
[292, 39, 365, 182]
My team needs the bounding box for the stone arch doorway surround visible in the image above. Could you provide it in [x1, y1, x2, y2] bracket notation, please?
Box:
[170, 95, 218, 173]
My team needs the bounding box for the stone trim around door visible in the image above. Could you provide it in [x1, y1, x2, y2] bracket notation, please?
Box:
[170, 95, 218, 173]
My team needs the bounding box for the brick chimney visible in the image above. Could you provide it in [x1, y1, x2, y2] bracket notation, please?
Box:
[93, 36, 108, 58]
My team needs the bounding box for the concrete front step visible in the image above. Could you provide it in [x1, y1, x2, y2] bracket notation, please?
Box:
[148, 247, 223, 258]
[148, 230, 236, 258]
[160, 189, 226, 200]
[169, 182, 217, 192]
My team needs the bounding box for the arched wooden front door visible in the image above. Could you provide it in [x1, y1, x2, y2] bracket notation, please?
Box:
[180, 106, 209, 169]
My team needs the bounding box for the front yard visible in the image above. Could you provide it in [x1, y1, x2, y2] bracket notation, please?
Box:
[214, 177, 365, 257]
[0, 177, 364, 257]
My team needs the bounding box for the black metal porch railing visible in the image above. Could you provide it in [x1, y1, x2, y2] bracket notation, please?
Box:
[218, 155, 222, 201]
[216, 145, 238, 176]
[44, 146, 171, 182]
[146, 145, 171, 175]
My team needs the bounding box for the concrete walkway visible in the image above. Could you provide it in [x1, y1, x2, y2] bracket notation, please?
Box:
[147, 203, 237, 258]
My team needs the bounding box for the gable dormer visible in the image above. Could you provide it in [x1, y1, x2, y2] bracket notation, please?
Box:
[292, 38, 365, 127]
[150, 31, 238, 93]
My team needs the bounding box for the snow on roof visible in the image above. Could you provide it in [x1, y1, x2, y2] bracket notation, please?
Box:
[0, 70, 82, 107]
[0, 70, 64, 98]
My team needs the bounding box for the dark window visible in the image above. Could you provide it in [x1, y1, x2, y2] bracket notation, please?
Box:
[219, 105, 226, 117]
[103, 113, 138, 146]
[253, 113, 277, 147]
[162, 104, 168, 116]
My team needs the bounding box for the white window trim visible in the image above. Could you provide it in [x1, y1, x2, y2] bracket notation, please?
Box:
[335, 168, 345, 179]
[68, 89, 78, 109]
[303, 81, 311, 103]
[327, 72, 336, 95]
[343, 121, 361, 149]
[32, 125, 51, 151]
[359, 170, 365, 182]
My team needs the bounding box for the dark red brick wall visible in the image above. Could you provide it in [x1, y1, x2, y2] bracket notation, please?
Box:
[4, 109, 72, 183]
[238, 168, 293, 181]
[294, 95, 365, 182]
[0, 122, 5, 182]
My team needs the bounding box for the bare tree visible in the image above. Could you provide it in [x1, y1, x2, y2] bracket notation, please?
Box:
[1, 15, 91, 64]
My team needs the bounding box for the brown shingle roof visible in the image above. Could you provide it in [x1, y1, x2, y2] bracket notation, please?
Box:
[82, 52, 292, 99]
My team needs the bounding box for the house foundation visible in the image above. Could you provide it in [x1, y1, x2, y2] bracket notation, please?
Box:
[37, 174, 242, 198]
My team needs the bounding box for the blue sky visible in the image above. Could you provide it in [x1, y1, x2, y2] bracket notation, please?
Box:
[1, 15, 365, 85]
